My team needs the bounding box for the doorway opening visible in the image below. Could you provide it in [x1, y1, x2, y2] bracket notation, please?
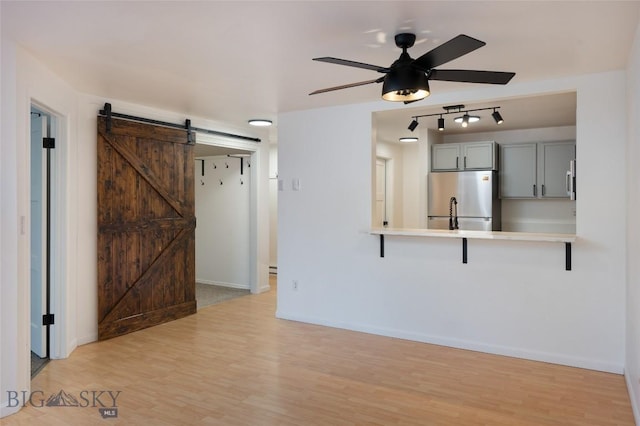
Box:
[375, 157, 389, 227]
[29, 105, 56, 377]
[194, 142, 254, 308]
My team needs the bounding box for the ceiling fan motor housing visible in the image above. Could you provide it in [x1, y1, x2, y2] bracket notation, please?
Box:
[382, 65, 430, 101]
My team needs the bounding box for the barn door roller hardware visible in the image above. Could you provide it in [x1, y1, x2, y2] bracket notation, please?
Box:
[99, 103, 261, 143]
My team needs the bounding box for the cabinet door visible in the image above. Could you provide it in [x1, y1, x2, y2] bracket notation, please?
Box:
[432, 144, 460, 171]
[463, 142, 495, 170]
[500, 143, 537, 198]
[539, 141, 575, 198]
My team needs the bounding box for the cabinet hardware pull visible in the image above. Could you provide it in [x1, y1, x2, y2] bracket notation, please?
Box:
[542, 184, 545, 196]
[456, 157, 459, 169]
[533, 184, 536, 196]
[464, 156, 467, 169]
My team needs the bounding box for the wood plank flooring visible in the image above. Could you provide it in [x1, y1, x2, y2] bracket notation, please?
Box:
[4, 276, 634, 425]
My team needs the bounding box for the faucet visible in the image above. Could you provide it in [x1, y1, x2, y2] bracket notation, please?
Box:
[449, 196, 459, 230]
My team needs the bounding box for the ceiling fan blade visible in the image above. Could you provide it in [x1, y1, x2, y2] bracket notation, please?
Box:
[313, 57, 390, 73]
[429, 69, 516, 84]
[309, 77, 384, 95]
[413, 34, 486, 71]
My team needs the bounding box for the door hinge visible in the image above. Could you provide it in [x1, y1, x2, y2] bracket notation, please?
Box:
[43, 137, 55, 149]
[42, 313, 55, 326]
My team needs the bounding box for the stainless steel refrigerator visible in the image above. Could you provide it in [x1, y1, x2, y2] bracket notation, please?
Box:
[427, 171, 501, 231]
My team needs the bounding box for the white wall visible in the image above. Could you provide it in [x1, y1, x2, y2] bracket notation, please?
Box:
[195, 155, 250, 289]
[0, 43, 272, 418]
[1, 40, 79, 417]
[277, 71, 627, 374]
[625, 19, 640, 424]
[1, 33, 22, 419]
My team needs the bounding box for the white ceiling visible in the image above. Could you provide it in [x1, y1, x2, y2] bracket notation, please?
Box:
[2, 1, 639, 142]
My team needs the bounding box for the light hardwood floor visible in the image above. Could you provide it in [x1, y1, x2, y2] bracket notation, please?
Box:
[4, 276, 634, 425]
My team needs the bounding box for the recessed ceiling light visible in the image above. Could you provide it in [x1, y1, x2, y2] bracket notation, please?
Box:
[399, 137, 418, 143]
[248, 119, 272, 127]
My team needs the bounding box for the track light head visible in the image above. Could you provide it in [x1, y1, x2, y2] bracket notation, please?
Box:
[492, 110, 504, 124]
[437, 117, 445, 131]
[408, 119, 419, 132]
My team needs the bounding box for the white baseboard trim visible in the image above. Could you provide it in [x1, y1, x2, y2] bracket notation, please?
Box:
[255, 284, 271, 294]
[196, 279, 249, 290]
[625, 372, 640, 425]
[1, 400, 21, 419]
[275, 311, 624, 374]
[77, 333, 98, 346]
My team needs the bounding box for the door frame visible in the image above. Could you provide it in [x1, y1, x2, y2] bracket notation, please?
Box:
[195, 133, 265, 294]
[27, 100, 68, 361]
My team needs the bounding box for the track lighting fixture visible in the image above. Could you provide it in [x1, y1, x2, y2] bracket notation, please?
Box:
[408, 105, 504, 131]
[454, 113, 480, 127]
[492, 109, 504, 124]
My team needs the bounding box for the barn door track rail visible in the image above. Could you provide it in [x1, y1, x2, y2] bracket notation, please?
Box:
[99, 103, 261, 143]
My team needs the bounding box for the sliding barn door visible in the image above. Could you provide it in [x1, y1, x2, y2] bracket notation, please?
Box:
[97, 116, 196, 340]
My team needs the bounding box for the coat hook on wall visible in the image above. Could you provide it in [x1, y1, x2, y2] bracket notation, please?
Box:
[212, 162, 217, 169]
[196, 159, 205, 176]
[219, 179, 223, 185]
[200, 179, 205, 186]
[240, 178, 244, 185]
[225, 162, 229, 168]
[227, 154, 250, 175]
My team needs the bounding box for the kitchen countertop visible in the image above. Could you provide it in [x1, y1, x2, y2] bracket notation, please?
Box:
[370, 227, 576, 243]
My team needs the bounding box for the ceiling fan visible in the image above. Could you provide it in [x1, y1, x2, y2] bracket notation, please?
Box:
[310, 33, 515, 103]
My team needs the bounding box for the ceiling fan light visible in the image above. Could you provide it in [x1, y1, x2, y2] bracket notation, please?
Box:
[381, 68, 430, 102]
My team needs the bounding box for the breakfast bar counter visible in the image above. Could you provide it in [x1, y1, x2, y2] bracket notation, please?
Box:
[370, 228, 576, 270]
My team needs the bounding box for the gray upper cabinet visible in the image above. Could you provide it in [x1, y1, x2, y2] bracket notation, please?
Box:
[500, 140, 575, 199]
[539, 141, 576, 198]
[432, 141, 497, 171]
[500, 143, 537, 198]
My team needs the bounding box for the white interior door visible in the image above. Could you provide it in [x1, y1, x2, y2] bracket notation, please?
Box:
[30, 112, 47, 358]
[375, 159, 387, 227]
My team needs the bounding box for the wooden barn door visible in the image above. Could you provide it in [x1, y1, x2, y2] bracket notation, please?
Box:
[97, 116, 196, 340]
